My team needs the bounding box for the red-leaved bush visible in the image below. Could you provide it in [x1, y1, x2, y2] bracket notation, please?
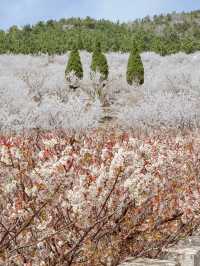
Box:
[0, 128, 200, 265]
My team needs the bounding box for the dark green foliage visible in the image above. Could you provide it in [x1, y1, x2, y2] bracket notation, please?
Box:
[91, 41, 109, 80]
[1, 10, 200, 55]
[77, 35, 84, 50]
[65, 48, 83, 79]
[181, 38, 196, 54]
[126, 45, 144, 85]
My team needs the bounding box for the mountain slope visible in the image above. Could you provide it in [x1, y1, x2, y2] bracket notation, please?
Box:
[1, 10, 200, 55]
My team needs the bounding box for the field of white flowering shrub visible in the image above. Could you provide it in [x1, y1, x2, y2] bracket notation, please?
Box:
[1, 51, 200, 131]
[1, 52, 200, 265]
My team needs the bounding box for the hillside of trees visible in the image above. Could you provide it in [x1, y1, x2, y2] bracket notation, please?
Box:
[1, 10, 200, 55]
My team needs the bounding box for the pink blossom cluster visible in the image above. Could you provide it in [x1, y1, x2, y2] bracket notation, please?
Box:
[0, 128, 200, 265]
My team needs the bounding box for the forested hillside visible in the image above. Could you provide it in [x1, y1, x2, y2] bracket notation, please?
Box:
[1, 9, 200, 55]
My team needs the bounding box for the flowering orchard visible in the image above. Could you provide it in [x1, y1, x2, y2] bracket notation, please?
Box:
[1, 128, 200, 265]
[1, 52, 200, 131]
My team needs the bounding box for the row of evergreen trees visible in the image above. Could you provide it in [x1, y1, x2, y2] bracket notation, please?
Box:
[65, 41, 144, 85]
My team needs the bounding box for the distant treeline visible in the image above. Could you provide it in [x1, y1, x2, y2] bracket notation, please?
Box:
[1, 10, 200, 55]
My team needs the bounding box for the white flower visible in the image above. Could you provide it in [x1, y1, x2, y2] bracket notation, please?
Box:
[38, 150, 44, 159]
[58, 155, 72, 164]
[62, 145, 73, 155]
[61, 201, 68, 208]
[37, 242, 44, 249]
[101, 148, 110, 160]
[43, 138, 57, 148]
[129, 137, 138, 147]
[96, 172, 107, 187]
[79, 175, 87, 186]
[124, 178, 134, 190]
[5, 180, 18, 193]
[0, 146, 11, 164]
[58, 240, 63, 247]
[112, 148, 125, 167]
[80, 148, 90, 156]
[139, 143, 152, 155]
[25, 185, 38, 197]
[37, 222, 48, 231]
[10, 147, 21, 159]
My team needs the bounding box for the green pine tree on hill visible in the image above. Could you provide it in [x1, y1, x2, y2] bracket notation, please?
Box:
[65, 46, 83, 79]
[126, 43, 144, 85]
[91, 41, 109, 80]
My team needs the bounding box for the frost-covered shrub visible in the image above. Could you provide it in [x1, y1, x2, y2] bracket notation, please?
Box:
[117, 91, 200, 129]
[0, 65, 102, 131]
[141, 52, 200, 95]
[1, 51, 200, 131]
[17, 68, 48, 103]
[116, 51, 200, 129]
[24, 93, 103, 131]
[0, 92, 102, 132]
[0, 53, 105, 132]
